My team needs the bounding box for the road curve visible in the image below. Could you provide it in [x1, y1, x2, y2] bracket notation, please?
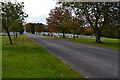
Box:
[26, 33, 118, 78]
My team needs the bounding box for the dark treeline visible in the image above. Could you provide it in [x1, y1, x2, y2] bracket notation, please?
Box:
[24, 23, 48, 34]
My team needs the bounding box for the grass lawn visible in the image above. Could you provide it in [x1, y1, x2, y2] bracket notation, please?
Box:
[45, 36, 120, 50]
[2, 35, 85, 78]
[0, 36, 2, 79]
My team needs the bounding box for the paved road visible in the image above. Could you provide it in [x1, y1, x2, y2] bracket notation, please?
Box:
[26, 33, 118, 78]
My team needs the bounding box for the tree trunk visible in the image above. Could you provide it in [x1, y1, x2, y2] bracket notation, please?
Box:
[50, 32, 53, 36]
[96, 31, 101, 43]
[73, 33, 75, 40]
[4, 26, 13, 45]
[63, 31, 65, 38]
[15, 31, 17, 38]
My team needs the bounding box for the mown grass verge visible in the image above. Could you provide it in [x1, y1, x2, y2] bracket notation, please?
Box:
[0, 36, 2, 79]
[2, 35, 85, 78]
[44, 35, 120, 50]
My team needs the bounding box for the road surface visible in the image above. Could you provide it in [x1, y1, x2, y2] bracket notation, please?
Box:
[26, 33, 118, 78]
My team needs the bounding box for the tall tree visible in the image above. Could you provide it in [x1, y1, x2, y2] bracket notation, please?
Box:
[46, 6, 71, 38]
[59, 2, 120, 43]
[1, 1, 28, 44]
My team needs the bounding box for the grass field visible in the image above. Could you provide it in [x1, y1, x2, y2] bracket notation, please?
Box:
[0, 36, 2, 79]
[2, 35, 85, 78]
[46, 36, 120, 50]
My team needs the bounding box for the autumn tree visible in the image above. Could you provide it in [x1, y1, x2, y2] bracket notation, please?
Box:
[24, 23, 31, 32]
[46, 6, 71, 38]
[83, 28, 94, 36]
[34, 23, 44, 34]
[68, 16, 84, 39]
[59, 2, 120, 43]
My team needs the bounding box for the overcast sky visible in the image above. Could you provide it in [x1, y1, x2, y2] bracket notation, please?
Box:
[16, 0, 57, 24]
[5, 0, 119, 24]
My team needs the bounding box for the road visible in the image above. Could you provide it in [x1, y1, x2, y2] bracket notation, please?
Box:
[26, 33, 118, 78]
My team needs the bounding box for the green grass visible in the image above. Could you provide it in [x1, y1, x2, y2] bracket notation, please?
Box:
[45, 36, 120, 50]
[2, 35, 85, 78]
[0, 36, 2, 79]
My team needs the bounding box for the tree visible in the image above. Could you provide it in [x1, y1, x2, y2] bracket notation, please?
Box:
[1, 1, 28, 44]
[68, 16, 84, 39]
[9, 21, 16, 40]
[18, 24, 24, 35]
[101, 26, 120, 38]
[59, 2, 120, 43]
[46, 6, 71, 38]
[30, 23, 35, 34]
[24, 23, 31, 32]
[34, 23, 44, 34]
[9, 20, 23, 38]
[83, 28, 94, 36]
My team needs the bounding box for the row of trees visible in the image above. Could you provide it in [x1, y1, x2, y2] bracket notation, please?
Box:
[24, 23, 47, 34]
[46, 2, 120, 43]
[46, 7, 84, 38]
[1, 1, 28, 44]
